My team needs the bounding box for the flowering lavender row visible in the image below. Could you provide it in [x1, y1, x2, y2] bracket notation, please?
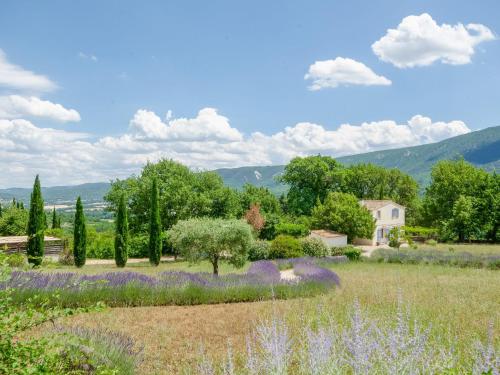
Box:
[195, 297, 500, 375]
[372, 248, 500, 269]
[276, 255, 348, 270]
[0, 260, 340, 292]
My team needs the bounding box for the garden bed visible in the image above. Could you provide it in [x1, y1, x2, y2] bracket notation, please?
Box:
[2, 260, 340, 308]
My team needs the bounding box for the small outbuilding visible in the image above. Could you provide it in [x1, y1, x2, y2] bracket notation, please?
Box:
[0, 236, 65, 256]
[309, 230, 348, 247]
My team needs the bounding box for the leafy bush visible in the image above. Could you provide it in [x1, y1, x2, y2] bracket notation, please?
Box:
[86, 230, 114, 259]
[301, 237, 329, 257]
[343, 246, 362, 261]
[269, 235, 303, 259]
[129, 234, 149, 258]
[259, 214, 280, 240]
[388, 227, 402, 249]
[425, 239, 438, 246]
[58, 246, 74, 266]
[5, 253, 26, 268]
[248, 240, 270, 261]
[276, 222, 309, 238]
[330, 246, 345, 256]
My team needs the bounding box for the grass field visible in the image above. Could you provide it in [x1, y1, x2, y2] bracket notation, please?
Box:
[37, 260, 500, 374]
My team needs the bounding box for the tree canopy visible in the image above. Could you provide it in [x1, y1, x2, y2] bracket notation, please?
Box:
[311, 192, 375, 242]
[168, 218, 253, 275]
[105, 159, 240, 233]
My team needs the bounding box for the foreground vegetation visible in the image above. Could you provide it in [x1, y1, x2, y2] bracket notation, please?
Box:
[37, 262, 499, 374]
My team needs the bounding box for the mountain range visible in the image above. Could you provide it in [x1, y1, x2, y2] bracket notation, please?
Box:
[1, 125, 498, 205]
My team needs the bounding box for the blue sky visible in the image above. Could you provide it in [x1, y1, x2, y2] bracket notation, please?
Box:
[0, 0, 498, 187]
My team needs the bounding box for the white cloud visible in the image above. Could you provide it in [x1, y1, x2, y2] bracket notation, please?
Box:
[0, 108, 471, 187]
[0, 49, 57, 92]
[372, 13, 495, 68]
[0, 95, 80, 122]
[129, 107, 243, 142]
[305, 57, 391, 90]
[78, 52, 98, 62]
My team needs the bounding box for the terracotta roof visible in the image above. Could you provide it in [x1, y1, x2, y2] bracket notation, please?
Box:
[0, 236, 61, 245]
[310, 230, 347, 238]
[360, 200, 404, 211]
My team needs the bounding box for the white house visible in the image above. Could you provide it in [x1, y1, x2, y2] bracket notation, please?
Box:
[310, 230, 348, 247]
[354, 200, 405, 246]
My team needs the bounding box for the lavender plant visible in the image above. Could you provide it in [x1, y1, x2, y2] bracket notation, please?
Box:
[2, 259, 340, 307]
[193, 297, 499, 374]
[371, 248, 500, 270]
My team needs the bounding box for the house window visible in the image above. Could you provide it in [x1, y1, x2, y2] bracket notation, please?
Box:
[376, 210, 381, 219]
[392, 208, 399, 219]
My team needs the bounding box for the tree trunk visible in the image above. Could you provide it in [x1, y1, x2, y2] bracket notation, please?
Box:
[212, 257, 219, 275]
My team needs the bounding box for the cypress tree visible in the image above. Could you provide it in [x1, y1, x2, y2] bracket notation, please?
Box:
[114, 194, 129, 267]
[52, 207, 58, 229]
[73, 197, 87, 267]
[20, 202, 24, 210]
[149, 178, 162, 266]
[27, 175, 45, 266]
[0, 202, 3, 217]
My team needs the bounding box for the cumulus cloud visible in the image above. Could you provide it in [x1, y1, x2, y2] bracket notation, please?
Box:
[0, 95, 80, 122]
[129, 107, 243, 142]
[0, 108, 471, 187]
[372, 13, 495, 68]
[305, 57, 391, 90]
[0, 49, 57, 92]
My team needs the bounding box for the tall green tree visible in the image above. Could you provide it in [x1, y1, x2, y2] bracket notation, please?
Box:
[279, 155, 344, 216]
[27, 175, 45, 266]
[0, 203, 2, 218]
[114, 194, 129, 267]
[311, 192, 375, 242]
[148, 178, 162, 266]
[73, 197, 87, 267]
[51, 207, 58, 229]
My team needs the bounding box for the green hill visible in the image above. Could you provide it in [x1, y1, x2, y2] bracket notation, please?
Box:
[0, 182, 110, 207]
[215, 125, 500, 192]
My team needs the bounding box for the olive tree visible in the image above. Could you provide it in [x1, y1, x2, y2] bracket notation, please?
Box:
[168, 218, 253, 275]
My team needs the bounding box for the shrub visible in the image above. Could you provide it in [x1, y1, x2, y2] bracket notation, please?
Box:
[129, 234, 149, 258]
[301, 237, 329, 257]
[330, 246, 345, 256]
[388, 227, 401, 249]
[248, 240, 270, 261]
[343, 246, 362, 261]
[5, 253, 25, 268]
[87, 231, 114, 259]
[425, 239, 438, 246]
[269, 235, 303, 259]
[276, 222, 309, 238]
[259, 214, 280, 240]
[58, 246, 74, 266]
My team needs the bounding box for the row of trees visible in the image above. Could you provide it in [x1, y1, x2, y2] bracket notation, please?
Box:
[104, 157, 498, 246]
[15, 175, 165, 268]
